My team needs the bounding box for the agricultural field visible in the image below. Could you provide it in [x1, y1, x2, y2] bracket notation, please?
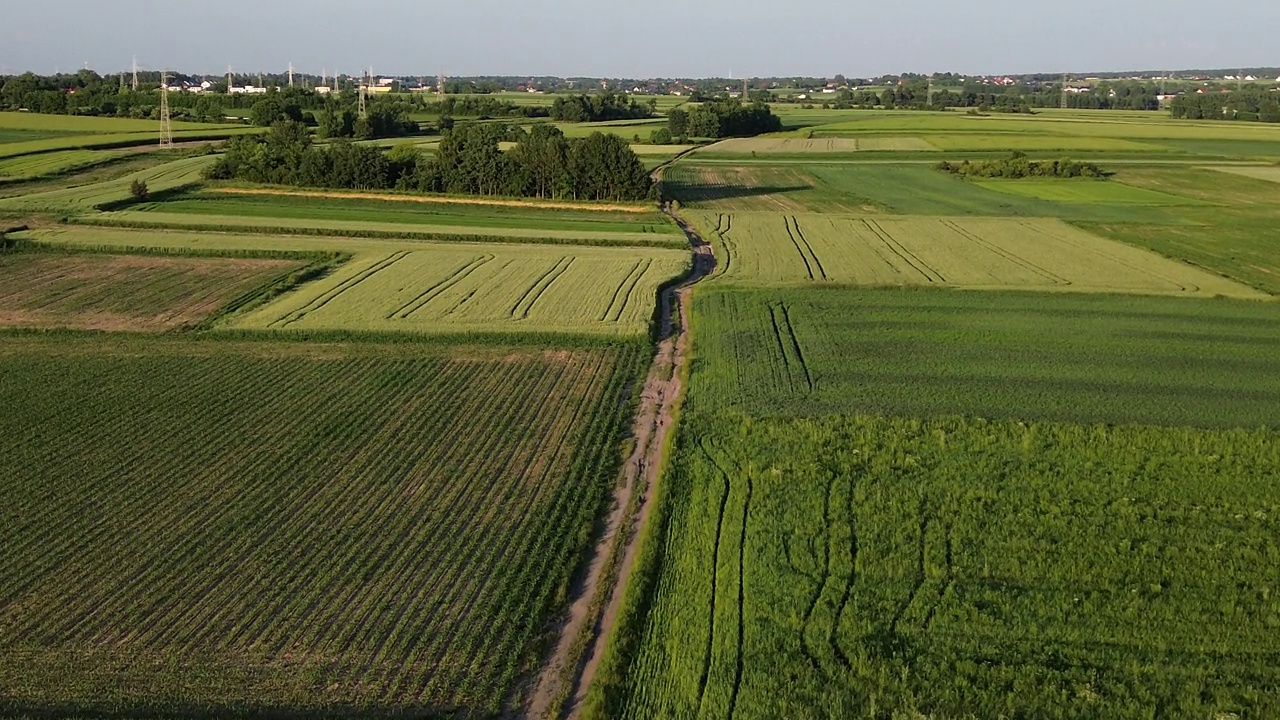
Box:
[0, 149, 127, 182]
[15, 226, 690, 335]
[0, 154, 215, 212]
[682, 287, 1280, 427]
[597, 412, 1280, 719]
[0, 112, 255, 160]
[112, 187, 685, 246]
[0, 249, 313, 331]
[663, 163, 1202, 221]
[972, 178, 1205, 205]
[0, 333, 644, 717]
[697, 137, 936, 156]
[691, 211, 1260, 298]
[1203, 164, 1280, 184]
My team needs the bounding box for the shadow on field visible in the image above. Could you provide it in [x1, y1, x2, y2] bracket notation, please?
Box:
[665, 182, 811, 204]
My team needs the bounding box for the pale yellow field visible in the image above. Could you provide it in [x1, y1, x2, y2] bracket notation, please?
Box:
[696, 211, 1266, 298]
[1201, 165, 1280, 184]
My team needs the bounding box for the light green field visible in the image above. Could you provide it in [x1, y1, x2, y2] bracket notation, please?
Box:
[0, 149, 126, 181]
[695, 211, 1263, 298]
[974, 179, 1206, 205]
[0, 112, 242, 134]
[0, 155, 216, 212]
[1201, 165, 1280, 184]
[700, 137, 936, 155]
[925, 134, 1160, 152]
[0, 128, 260, 160]
[18, 226, 691, 336]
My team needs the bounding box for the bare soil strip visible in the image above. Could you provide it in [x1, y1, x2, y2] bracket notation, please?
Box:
[210, 187, 655, 214]
[525, 209, 714, 720]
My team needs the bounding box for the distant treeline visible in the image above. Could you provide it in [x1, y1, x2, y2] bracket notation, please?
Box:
[659, 99, 782, 142]
[550, 92, 655, 122]
[1170, 89, 1280, 122]
[936, 154, 1109, 179]
[206, 121, 654, 201]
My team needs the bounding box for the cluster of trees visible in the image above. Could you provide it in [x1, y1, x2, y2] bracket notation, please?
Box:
[206, 120, 653, 201]
[420, 95, 548, 119]
[550, 92, 655, 122]
[936, 154, 1108, 179]
[665, 99, 782, 139]
[1170, 89, 1280, 122]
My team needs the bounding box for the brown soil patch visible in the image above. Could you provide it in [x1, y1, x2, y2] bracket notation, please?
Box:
[211, 187, 656, 214]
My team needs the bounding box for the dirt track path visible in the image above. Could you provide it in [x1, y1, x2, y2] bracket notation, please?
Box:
[525, 208, 714, 720]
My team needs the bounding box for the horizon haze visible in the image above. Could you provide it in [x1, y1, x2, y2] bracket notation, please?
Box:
[3, 0, 1278, 79]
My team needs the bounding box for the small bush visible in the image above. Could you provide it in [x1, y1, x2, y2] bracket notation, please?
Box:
[129, 179, 149, 200]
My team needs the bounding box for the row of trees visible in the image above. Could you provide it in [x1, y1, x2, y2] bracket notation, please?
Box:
[667, 99, 782, 139]
[1170, 89, 1280, 122]
[206, 121, 653, 201]
[550, 92, 655, 122]
[936, 154, 1108, 179]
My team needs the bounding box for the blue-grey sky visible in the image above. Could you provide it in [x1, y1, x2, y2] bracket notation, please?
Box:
[4, 0, 1278, 78]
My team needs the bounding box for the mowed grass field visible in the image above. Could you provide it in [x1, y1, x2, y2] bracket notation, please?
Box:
[0, 250, 310, 331]
[16, 226, 691, 335]
[692, 212, 1261, 298]
[0, 154, 216, 212]
[0, 333, 644, 717]
[0, 112, 256, 160]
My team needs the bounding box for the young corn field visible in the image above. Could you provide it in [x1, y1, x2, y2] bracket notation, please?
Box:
[0, 334, 646, 717]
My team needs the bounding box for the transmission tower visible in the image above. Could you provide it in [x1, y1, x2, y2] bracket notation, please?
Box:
[159, 72, 174, 149]
[438, 72, 445, 99]
[288, 62, 294, 87]
[358, 69, 368, 119]
[1060, 73, 1069, 109]
[132, 56, 139, 91]
[226, 65, 233, 92]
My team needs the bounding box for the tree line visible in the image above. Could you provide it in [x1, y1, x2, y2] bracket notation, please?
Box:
[936, 153, 1108, 179]
[1170, 89, 1280, 122]
[661, 99, 782, 141]
[550, 92, 655, 122]
[205, 120, 653, 201]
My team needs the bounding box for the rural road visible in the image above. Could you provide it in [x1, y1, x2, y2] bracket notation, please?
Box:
[525, 203, 715, 720]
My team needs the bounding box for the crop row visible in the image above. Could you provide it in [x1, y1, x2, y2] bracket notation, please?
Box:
[0, 335, 645, 716]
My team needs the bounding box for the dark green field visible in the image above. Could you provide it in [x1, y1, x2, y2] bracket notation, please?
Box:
[689, 287, 1280, 427]
[135, 189, 682, 237]
[600, 411, 1280, 719]
[0, 333, 643, 717]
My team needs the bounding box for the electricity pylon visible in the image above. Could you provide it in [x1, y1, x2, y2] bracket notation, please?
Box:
[159, 72, 173, 150]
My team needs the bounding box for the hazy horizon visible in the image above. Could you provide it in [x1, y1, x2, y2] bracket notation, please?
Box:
[4, 0, 1278, 79]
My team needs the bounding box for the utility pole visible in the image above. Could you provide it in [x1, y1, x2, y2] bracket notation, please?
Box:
[159, 71, 173, 150]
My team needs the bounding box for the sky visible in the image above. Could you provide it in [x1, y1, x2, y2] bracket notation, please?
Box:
[4, 0, 1278, 79]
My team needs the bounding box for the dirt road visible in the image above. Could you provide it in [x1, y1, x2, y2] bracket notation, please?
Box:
[525, 209, 714, 720]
